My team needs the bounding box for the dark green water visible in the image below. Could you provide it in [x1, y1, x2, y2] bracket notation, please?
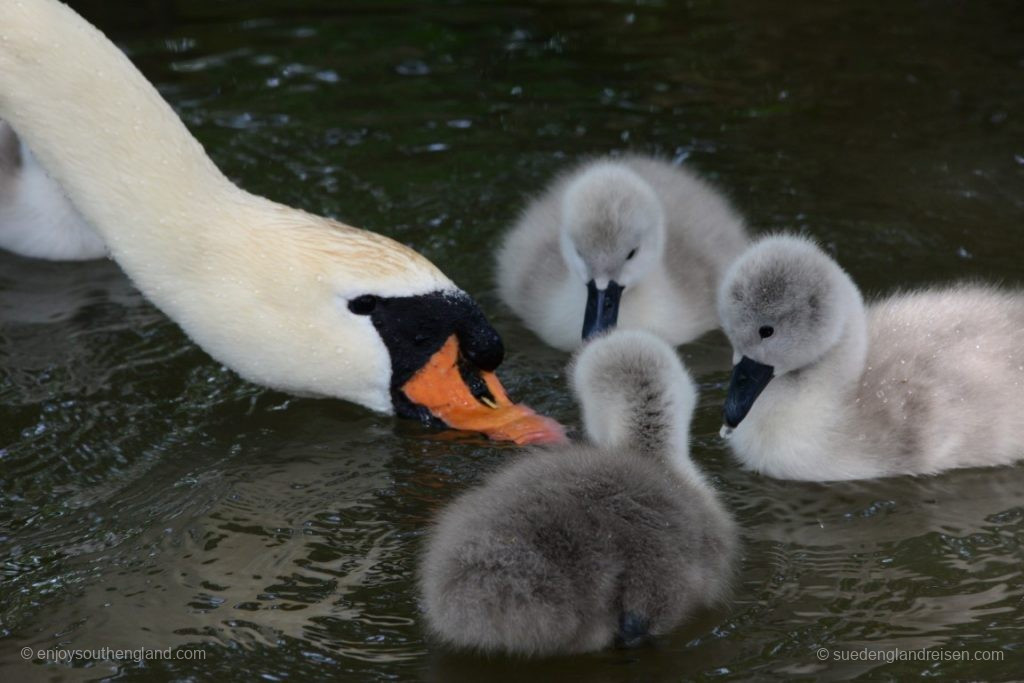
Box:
[2, 0, 1023, 680]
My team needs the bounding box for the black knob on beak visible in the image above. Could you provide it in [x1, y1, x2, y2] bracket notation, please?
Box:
[454, 298, 504, 371]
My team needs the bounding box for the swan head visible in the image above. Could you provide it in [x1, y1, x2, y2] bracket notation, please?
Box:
[716, 235, 858, 430]
[200, 210, 565, 445]
[558, 162, 666, 340]
[344, 287, 563, 445]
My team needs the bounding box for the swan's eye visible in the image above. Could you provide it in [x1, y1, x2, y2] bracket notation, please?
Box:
[349, 295, 378, 315]
[626, 248, 638, 261]
[759, 325, 774, 339]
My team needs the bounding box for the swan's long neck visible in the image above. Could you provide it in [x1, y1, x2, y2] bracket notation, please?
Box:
[0, 0, 245, 272]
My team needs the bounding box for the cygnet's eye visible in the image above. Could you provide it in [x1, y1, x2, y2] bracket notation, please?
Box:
[626, 248, 638, 261]
[349, 295, 378, 315]
[759, 325, 774, 339]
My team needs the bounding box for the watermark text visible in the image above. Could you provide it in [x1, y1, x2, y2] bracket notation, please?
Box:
[816, 647, 1003, 664]
[22, 646, 206, 664]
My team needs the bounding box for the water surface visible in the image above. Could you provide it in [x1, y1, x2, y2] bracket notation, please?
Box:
[2, 0, 1023, 680]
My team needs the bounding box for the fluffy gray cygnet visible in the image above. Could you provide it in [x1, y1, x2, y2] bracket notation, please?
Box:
[495, 155, 748, 350]
[718, 233, 1024, 480]
[418, 329, 738, 656]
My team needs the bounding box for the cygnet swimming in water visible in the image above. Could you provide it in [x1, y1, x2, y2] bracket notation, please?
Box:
[0, 120, 105, 260]
[718, 234, 1024, 481]
[418, 329, 738, 656]
[495, 155, 749, 350]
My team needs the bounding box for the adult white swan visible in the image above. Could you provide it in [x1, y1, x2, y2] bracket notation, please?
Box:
[0, 0, 563, 444]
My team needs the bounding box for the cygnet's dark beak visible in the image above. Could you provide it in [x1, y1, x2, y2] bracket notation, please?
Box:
[722, 356, 775, 429]
[582, 280, 624, 340]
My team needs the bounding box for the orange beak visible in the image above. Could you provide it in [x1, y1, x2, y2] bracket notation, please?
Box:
[401, 336, 567, 445]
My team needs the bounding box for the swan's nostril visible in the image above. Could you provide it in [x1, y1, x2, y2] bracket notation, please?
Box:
[758, 325, 774, 339]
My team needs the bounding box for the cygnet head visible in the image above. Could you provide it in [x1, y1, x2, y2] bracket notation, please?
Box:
[716, 235, 860, 430]
[570, 329, 697, 469]
[559, 162, 666, 340]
